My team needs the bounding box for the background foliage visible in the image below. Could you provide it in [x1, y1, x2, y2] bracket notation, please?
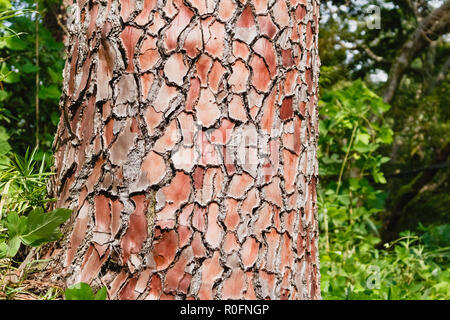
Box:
[318, 80, 449, 299]
[0, 0, 448, 299]
[318, 0, 449, 299]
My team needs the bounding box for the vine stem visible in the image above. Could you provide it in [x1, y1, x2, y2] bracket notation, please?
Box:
[324, 207, 330, 252]
[35, 1, 39, 148]
[336, 123, 358, 195]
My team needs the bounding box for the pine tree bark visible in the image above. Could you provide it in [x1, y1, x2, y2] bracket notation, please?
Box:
[50, 0, 321, 300]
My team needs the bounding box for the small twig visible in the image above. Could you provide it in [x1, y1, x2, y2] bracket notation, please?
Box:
[359, 43, 384, 62]
[17, 247, 39, 280]
[51, 7, 69, 37]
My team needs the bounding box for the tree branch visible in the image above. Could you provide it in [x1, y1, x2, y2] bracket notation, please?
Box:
[425, 56, 450, 95]
[386, 162, 450, 178]
[338, 40, 384, 62]
[383, 2, 450, 103]
[382, 142, 450, 242]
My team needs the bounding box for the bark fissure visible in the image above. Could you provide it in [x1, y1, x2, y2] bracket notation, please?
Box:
[50, 0, 321, 300]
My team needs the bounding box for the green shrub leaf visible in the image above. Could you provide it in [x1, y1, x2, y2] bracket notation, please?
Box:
[6, 235, 21, 257]
[65, 282, 107, 300]
[65, 282, 95, 300]
[20, 208, 71, 246]
[94, 286, 108, 300]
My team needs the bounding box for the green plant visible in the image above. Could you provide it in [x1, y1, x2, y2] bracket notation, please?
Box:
[64, 282, 108, 300]
[318, 80, 450, 300]
[319, 79, 392, 186]
[0, 0, 64, 153]
[0, 1, 33, 45]
[0, 148, 70, 300]
[0, 147, 69, 260]
[318, 80, 392, 253]
[0, 207, 71, 258]
[0, 148, 54, 215]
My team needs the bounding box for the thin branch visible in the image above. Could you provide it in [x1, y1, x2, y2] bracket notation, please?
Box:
[338, 40, 384, 62]
[386, 162, 450, 178]
[51, 7, 69, 37]
[336, 124, 358, 195]
[359, 43, 384, 62]
[35, 1, 39, 148]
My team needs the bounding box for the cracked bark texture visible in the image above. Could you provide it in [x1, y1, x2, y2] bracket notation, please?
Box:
[50, 0, 321, 300]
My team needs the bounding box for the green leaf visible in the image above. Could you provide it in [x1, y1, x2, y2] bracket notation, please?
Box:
[6, 236, 21, 257]
[379, 156, 391, 164]
[376, 127, 394, 144]
[20, 208, 71, 246]
[94, 286, 108, 300]
[372, 100, 391, 115]
[0, 90, 7, 101]
[5, 36, 27, 51]
[5, 212, 27, 238]
[51, 111, 60, 126]
[47, 67, 62, 83]
[356, 132, 370, 145]
[0, 0, 11, 11]
[353, 141, 373, 153]
[39, 84, 61, 100]
[372, 169, 387, 184]
[0, 63, 20, 83]
[21, 60, 39, 74]
[64, 283, 107, 300]
[349, 178, 360, 190]
[0, 241, 8, 259]
[65, 282, 95, 300]
[0, 126, 11, 158]
[0, 212, 23, 257]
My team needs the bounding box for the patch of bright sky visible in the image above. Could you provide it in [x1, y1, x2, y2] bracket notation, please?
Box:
[370, 69, 388, 82]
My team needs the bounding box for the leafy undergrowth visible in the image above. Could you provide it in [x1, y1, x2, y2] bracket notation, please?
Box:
[0, 149, 69, 300]
[319, 211, 450, 299]
[0, 149, 100, 301]
[318, 81, 450, 300]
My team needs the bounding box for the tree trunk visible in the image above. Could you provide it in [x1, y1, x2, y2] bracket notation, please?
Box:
[50, 0, 321, 300]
